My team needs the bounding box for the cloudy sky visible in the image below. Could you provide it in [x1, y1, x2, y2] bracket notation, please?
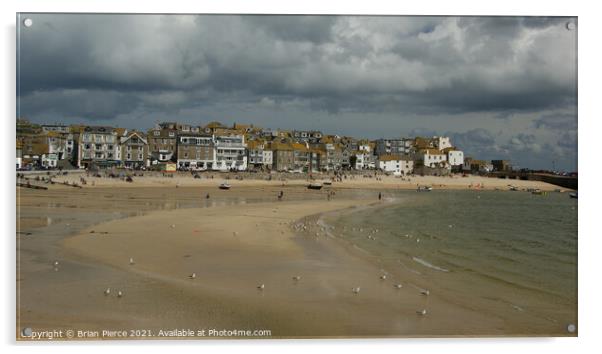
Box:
[17, 14, 577, 170]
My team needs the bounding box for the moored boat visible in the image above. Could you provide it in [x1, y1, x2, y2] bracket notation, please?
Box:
[417, 186, 433, 192]
[308, 183, 323, 190]
[218, 182, 231, 190]
[569, 192, 578, 199]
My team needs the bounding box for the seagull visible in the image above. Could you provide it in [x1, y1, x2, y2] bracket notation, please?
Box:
[117, 291, 123, 298]
[233, 231, 238, 236]
[292, 276, 302, 281]
[417, 309, 427, 316]
[420, 289, 430, 296]
[257, 284, 265, 290]
[394, 284, 403, 289]
[352, 287, 361, 294]
[53, 261, 59, 267]
[129, 257, 135, 265]
[380, 274, 387, 280]
[104, 288, 111, 296]
[189, 273, 196, 279]
[170, 224, 176, 229]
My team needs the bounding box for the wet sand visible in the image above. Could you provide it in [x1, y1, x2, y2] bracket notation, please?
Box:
[16, 181, 569, 339]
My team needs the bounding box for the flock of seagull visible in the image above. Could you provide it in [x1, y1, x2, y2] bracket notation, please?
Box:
[51, 214, 431, 317]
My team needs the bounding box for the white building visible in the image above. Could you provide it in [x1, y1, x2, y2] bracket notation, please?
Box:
[41, 153, 58, 168]
[78, 126, 122, 168]
[446, 149, 464, 167]
[417, 149, 448, 168]
[433, 136, 452, 150]
[354, 152, 376, 170]
[215, 135, 247, 171]
[262, 149, 273, 168]
[377, 155, 414, 176]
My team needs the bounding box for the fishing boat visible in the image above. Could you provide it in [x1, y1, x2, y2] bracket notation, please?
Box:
[509, 185, 519, 191]
[569, 192, 578, 199]
[531, 189, 547, 195]
[307, 183, 323, 190]
[218, 182, 231, 190]
[323, 181, 333, 186]
[417, 186, 433, 192]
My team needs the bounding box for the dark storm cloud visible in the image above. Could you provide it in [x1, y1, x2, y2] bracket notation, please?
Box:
[533, 112, 578, 130]
[17, 14, 577, 169]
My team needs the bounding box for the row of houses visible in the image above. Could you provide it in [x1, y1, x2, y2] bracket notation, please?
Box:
[17, 119, 506, 175]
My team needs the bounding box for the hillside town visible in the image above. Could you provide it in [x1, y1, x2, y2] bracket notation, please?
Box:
[16, 119, 512, 175]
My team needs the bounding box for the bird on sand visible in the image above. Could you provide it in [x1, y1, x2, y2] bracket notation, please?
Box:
[394, 284, 403, 289]
[420, 289, 430, 296]
[129, 257, 135, 265]
[257, 284, 265, 290]
[292, 276, 302, 281]
[352, 287, 361, 294]
[117, 290, 123, 298]
[53, 261, 59, 267]
[380, 274, 387, 280]
[189, 273, 196, 279]
[417, 309, 427, 316]
[104, 288, 111, 296]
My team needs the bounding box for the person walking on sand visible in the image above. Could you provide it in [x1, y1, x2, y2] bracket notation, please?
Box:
[378, 192, 382, 201]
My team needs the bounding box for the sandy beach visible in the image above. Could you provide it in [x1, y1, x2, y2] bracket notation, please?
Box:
[41, 170, 565, 191]
[16, 174, 573, 339]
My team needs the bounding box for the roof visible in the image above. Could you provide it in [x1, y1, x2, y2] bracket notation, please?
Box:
[205, 121, 225, 129]
[82, 126, 115, 134]
[378, 154, 412, 162]
[420, 148, 445, 155]
[271, 142, 293, 151]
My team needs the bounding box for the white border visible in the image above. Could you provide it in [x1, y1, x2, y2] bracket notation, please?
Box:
[2, 1, 599, 353]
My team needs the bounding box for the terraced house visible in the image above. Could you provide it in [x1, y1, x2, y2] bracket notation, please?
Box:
[176, 134, 216, 170]
[147, 124, 177, 164]
[215, 135, 247, 171]
[77, 126, 122, 168]
[120, 131, 149, 169]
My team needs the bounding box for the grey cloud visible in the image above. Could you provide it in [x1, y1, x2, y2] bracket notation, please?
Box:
[16, 14, 578, 170]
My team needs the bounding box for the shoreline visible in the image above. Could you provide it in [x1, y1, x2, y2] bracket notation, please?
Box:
[27, 172, 570, 191]
[17, 185, 575, 338]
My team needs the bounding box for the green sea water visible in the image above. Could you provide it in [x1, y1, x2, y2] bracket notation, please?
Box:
[325, 190, 578, 329]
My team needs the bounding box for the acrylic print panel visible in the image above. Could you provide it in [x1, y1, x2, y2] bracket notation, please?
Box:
[16, 13, 578, 340]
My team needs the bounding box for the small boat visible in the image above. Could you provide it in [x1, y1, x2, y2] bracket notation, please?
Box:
[509, 186, 519, 191]
[417, 186, 432, 192]
[218, 182, 231, 190]
[531, 189, 547, 195]
[323, 181, 333, 186]
[569, 192, 578, 199]
[307, 183, 323, 190]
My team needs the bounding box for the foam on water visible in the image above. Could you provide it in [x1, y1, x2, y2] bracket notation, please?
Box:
[412, 256, 449, 272]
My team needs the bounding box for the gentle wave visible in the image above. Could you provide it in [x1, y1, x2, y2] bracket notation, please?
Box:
[412, 257, 449, 272]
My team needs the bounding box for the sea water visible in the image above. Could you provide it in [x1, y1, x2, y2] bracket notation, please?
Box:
[325, 190, 577, 328]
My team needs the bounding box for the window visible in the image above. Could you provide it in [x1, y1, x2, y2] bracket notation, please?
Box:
[127, 153, 131, 160]
[108, 145, 113, 150]
[138, 154, 143, 160]
[85, 144, 91, 150]
[95, 144, 102, 150]
[127, 146, 132, 151]
[169, 132, 175, 137]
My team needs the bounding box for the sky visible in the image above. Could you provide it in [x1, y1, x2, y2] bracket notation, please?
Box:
[17, 14, 577, 171]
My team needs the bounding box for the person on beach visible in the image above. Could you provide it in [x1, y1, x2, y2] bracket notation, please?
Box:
[378, 192, 382, 200]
